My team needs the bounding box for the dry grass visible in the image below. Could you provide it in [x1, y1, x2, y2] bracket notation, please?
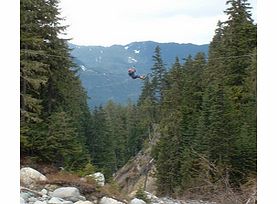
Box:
[180, 178, 256, 204]
[43, 171, 100, 195]
[40, 171, 128, 202]
[101, 182, 129, 203]
[180, 149, 257, 204]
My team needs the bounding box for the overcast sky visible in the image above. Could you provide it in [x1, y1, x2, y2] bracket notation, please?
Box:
[58, 0, 257, 46]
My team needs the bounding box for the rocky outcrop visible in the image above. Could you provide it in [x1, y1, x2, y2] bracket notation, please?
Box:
[113, 124, 217, 204]
[114, 124, 160, 195]
[20, 167, 48, 188]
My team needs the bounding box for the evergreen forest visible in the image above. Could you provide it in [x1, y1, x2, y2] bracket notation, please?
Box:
[20, 0, 257, 197]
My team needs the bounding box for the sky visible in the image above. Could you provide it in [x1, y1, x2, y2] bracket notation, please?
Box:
[59, 0, 257, 46]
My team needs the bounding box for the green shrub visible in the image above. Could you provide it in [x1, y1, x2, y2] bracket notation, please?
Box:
[135, 187, 151, 204]
[78, 162, 96, 177]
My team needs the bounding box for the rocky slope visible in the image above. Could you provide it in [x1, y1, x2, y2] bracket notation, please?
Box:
[113, 125, 218, 204]
[114, 124, 160, 196]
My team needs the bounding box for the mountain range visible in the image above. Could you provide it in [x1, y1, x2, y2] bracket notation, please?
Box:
[69, 41, 209, 108]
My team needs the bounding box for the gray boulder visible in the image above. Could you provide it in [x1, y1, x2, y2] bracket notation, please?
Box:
[129, 198, 146, 204]
[20, 192, 32, 200]
[52, 187, 84, 202]
[48, 197, 74, 204]
[34, 201, 48, 204]
[20, 197, 26, 204]
[99, 196, 125, 204]
[20, 167, 47, 187]
[40, 189, 48, 195]
[74, 201, 94, 204]
[28, 196, 38, 202]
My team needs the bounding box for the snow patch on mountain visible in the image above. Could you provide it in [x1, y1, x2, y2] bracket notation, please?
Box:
[128, 57, 137, 63]
[134, 50, 140, 54]
[80, 65, 87, 71]
[124, 46, 129, 50]
[96, 56, 102, 63]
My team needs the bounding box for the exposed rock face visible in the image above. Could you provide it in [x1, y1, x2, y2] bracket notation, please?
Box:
[20, 167, 48, 188]
[114, 124, 160, 195]
[113, 125, 218, 204]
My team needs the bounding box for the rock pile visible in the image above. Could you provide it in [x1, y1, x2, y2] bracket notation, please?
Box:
[20, 167, 119, 204]
[20, 167, 216, 204]
[20, 186, 95, 204]
[20, 167, 150, 204]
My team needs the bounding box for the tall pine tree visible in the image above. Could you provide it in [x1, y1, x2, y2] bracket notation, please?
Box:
[20, 0, 91, 170]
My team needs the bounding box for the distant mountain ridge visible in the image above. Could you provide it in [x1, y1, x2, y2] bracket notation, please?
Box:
[69, 41, 209, 107]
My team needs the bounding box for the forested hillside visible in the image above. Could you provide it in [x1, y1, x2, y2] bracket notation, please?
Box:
[142, 0, 257, 197]
[20, 0, 256, 203]
[20, 0, 150, 178]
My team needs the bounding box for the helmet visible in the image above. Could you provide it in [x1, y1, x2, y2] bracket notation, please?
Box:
[128, 68, 135, 73]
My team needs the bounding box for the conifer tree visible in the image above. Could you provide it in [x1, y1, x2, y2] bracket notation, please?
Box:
[230, 48, 257, 183]
[20, 0, 50, 123]
[196, 0, 257, 185]
[221, 0, 257, 184]
[155, 58, 185, 194]
[88, 106, 117, 179]
[178, 54, 206, 189]
[137, 75, 156, 135]
[42, 111, 89, 169]
[20, 0, 91, 171]
[151, 46, 167, 103]
[126, 102, 148, 157]
[149, 46, 167, 122]
[104, 101, 129, 169]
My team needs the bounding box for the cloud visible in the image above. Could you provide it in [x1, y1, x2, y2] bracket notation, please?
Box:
[59, 0, 256, 46]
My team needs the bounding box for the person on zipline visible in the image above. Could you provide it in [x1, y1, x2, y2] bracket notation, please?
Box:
[128, 66, 146, 80]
